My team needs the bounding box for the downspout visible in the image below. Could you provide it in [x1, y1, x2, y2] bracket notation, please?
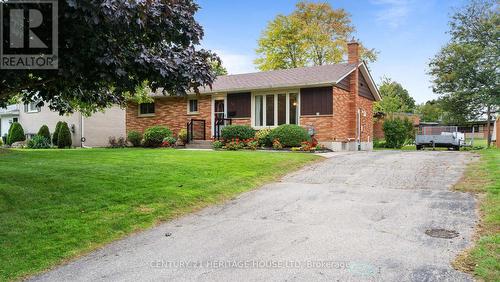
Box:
[80, 113, 84, 148]
[80, 114, 92, 148]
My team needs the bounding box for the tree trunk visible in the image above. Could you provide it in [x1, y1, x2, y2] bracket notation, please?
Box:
[486, 105, 491, 148]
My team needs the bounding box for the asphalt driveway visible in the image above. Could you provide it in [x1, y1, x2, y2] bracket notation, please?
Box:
[31, 151, 477, 281]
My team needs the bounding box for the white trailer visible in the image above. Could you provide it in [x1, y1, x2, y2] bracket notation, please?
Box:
[415, 126, 465, 151]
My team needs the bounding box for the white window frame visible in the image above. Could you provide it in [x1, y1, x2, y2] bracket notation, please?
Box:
[210, 94, 227, 137]
[251, 89, 300, 129]
[138, 102, 155, 117]
[25, 102, 40, 113]
[187, 98, 199, 114]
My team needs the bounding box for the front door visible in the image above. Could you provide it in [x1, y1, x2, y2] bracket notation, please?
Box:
[214, 99, 226, 138]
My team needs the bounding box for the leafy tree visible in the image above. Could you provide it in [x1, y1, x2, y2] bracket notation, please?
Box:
[415, 100, 444, 122]
[374, 77, 415, 114]
[0, 0, 220, 114]
[255, 15, 308, 70]
[429, 0, 499, 147]
[293, 1, 377, 65]
[7, 122, 26, 145]
[383, 118, 413, 149]
[52, 121, 63, 146]
[255, 1, 377, 71]
[37, 125, 51, 141]
[57, 122, 72, 148]
[210, 59, 228, 76]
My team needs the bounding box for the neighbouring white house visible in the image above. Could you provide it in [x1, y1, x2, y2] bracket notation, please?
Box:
[18, 102, 126, 147]
[0, 104, 20, 142]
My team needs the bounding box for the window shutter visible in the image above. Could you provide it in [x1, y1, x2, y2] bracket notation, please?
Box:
[227, 92, 251, 118]
[300, 87, 333, 115]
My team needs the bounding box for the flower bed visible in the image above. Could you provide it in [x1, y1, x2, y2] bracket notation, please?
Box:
[212, 125, 330, 153]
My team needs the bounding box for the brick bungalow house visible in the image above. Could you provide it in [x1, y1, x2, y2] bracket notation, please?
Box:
[127, 42, 381, 151]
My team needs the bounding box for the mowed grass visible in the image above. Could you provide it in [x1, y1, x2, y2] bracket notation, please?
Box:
[0, 148, 319, 281]
[453, 148, 499, 281]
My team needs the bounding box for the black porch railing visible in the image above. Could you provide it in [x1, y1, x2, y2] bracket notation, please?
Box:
[214, 118, 232, 140]
[186, 119, 206, 144]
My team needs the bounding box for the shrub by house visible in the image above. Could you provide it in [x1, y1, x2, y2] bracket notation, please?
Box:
[143, 126, 172, 147]
[7, 122, 25, 145]
[27, 135, 51, 149]
[37, 125, 51, 141]
[57, 122, 72, 148]
[269, 124, 309, 147]
[382, 118, 413, 149]
[255, 128, 272, 147]
[221, 125, 255, 141]
[127, 131, 142, 147]
[52, 121, 63, 145]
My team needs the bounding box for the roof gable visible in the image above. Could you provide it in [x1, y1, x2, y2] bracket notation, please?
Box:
[358, 70, 376, 101]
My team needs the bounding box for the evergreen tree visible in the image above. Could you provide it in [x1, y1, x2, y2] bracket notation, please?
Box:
[57, 122, 72, 148]
[52, 121, 62, 145]
[37, 125, 51, 141]
[7, 122, 25, 145]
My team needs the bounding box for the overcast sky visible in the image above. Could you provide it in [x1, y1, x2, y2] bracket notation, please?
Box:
[195, 0, 468, 104]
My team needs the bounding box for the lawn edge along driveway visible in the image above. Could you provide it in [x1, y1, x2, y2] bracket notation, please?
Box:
[452, 148, 499, 281]
[0, 148, 320, 281]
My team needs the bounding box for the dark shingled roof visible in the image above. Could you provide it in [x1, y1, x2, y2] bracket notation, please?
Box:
[198, 63, 357, 93]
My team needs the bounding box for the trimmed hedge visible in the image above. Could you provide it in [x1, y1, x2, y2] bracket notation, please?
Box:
[127, 131, 142, 147]
[7, 122, 25, 145]
[143, 126, 172, 147]
[221, 125, 255, 141]
[269, 124, 309, 147]
[52, 121, 63, 145]
[57, 122, 72, 148]
[37, 125, 51, 141]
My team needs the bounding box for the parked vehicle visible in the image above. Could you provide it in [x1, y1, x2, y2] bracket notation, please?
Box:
[415, 126, 465, 151]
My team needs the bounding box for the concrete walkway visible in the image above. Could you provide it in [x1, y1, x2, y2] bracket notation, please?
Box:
[31, 151, 477, 282]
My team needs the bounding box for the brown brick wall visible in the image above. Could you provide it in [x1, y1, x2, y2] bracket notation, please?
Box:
[231, 118, 251, 126]
[374, 118, 385, 140]
[298, 86, 373, 142]
[126, 95, 212, 140]
[126, 88, 374, 144]
[358, 96, 373, 142]
[300, 115, 333, 141]
[331, 86, 352, 141]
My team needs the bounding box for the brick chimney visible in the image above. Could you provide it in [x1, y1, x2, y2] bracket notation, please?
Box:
[347, 41, 360, 145]
[347, 41, 359, 64]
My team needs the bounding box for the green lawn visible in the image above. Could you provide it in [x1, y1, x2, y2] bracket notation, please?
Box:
[453, 148, 499, 280]
[0, 148, 319, 281]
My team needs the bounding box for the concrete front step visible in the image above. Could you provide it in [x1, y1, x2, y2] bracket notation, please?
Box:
[185, 140, 212, 149]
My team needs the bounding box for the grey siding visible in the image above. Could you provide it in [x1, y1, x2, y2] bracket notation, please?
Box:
[18, 105, 82, 146]
[83, 106, 126, 147]
[18, 104, 125, 147]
